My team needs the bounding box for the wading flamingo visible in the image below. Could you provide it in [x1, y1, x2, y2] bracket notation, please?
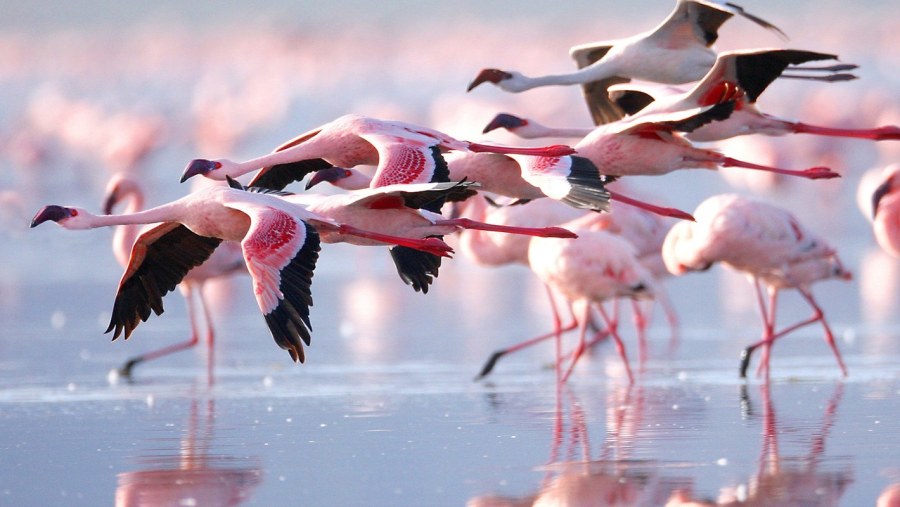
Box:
[661, 194, 851, 378]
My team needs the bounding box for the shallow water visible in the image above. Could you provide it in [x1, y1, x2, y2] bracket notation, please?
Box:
[2, 1, 900, 505]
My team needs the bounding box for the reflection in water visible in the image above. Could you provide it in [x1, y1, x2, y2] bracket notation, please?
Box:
[115, 398, 262, 507]
[469, 386, 690, 506]
[667, 383, 851, 506]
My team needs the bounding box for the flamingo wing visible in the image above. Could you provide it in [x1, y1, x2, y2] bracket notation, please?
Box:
[569, 43, 628, 125]
[106, 222, 222, 340]
[248, 158, 334, 191]
[223, 199, 321, 363]
[359, 132, 450, 191]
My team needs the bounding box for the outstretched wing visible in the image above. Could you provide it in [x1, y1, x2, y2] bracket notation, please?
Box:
[106, 223, 222, 340]
[248, 158, 334, 191]
[360, 132, 450, 193]
[570, 43, 628, 125]
[223, 199, 320, 363]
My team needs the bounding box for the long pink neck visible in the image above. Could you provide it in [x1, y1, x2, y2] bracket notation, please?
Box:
[227, 141, 319, 177]
[86, 201, 182, 229]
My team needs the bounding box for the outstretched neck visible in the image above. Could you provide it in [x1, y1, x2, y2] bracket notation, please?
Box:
[86, 201, 183, 229]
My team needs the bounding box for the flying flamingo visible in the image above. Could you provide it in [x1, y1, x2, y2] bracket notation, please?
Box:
[179, 113, 575, 189]
[467, 0, 785, 124]
[103, 174, 247, 377]
[872, 164, 900, 258]
[605, 49, 900, 143]
[527, 215, 657, 383]
[661, 194, 851, 378]
[30, 181, 456, 364]
[481, 105, 840, 181]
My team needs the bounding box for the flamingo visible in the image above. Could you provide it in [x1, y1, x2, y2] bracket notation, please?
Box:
[872, 164, 900, 258]
[471, 200, 677, 380]
[606, 49, 900, 143]
[102, 174, 247, 377]
[527, 215, 657, 383]
[467, 0, 785, 124]
[482, 105, 840, 181]
[179, 113, 576, 189]
[661, 193, 851, 378]
[30, 181, 456, 364]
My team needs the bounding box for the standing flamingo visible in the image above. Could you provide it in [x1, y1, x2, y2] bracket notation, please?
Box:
[872, 164, 900, 258]
[179, 113, 575, 189]
[661, 194, 851, 378]
[30, 181, 456, 364]
[103, 174, 247, 377]
[482, 106, 840, 181]
[606, 49, 900, 143]
[527, 215, 657, 383]
[467, 0, 785, 124]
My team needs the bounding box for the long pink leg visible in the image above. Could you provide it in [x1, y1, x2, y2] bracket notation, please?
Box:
[630, 300, 649, 366]
[756, 285, 779, 379]
[118, 286, 201, 377]
[434, 217, 576, 238]
[560, 304, 592, 383]
[790, 121, 900, 141]
[718, 156, 840, 180]
[607, 190, 695, 221]
[467, 141, 575, 157]
[333, 224, 454, 257]
[597, 305, 634, 384]
[475, 288, 578, 380]
[796, 286, 847, 376]
[740, 280, 775, 378]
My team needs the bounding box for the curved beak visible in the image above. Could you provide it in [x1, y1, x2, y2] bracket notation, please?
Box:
[305, 167, 348, 190]
[180, 159, 218, 183]
[30, 205, 71, 228]
[102, 188, 119, 215]
[482, 113, 527, 134]
[466, 68, 512, 92]
[872, 179, 892, 219]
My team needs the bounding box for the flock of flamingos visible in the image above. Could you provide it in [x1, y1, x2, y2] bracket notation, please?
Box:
[25, 0, 900, 385]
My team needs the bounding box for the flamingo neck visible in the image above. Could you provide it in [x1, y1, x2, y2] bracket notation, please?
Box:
[86, 202, 181, 229]
[112, 190, 145, 265]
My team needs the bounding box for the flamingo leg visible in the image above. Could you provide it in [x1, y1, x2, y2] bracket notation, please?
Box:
[790, 121, 900, 141]
[630, 299, 649, 366]
[607, 190, 695, 221]
[560, 303, 591, 383]
[475, 292, 578, 380]
[467, 141, 575, 157]
[197, 286, 216, 385]
[755, 286, 779, 378]
[796, 286, 848, 376]
[739, 280, 775, 378]
[333, 224, 454, 257]
[433, 217, 576, 238]
[718, 156, 839, 180]
[597, 304, 634, 384]
[117, 286, 201, 377]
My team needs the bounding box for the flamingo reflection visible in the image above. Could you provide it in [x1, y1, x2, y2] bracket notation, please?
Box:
[115, 398, 262, 507]
[469, 386, 690, 506]
[666, 383, 851, 506]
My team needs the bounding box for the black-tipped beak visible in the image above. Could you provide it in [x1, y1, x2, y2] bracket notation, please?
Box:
[872, 179, 892, 219]
[30, 205, 71, 228]
[482, 113, 527, 134]
[180, 159, 218, 183]
[305, 167, 347, 190]
[467, 68, 512, 92]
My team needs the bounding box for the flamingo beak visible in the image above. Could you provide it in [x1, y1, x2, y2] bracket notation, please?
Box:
[102, 188, 119, 215]
[180, 159, 218, 183]
[872, 179, 892, 219]
[482, 113, 528, 134]
[305, 167, 348, 190]
[466, 68, 512, 92]
[30, 205, 72, 227]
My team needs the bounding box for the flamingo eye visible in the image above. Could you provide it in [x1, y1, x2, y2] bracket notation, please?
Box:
[343, 170, 352, 177]
[214, 162, 223, 169]
[70, 209, 78, 217]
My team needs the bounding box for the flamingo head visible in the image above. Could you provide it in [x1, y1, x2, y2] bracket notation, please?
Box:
[482, 113, 528, 134]
[466, 68, 514, 92]
[102, 174, 140, 214]
[872, 170, 899, 219]
[305, 167, 369, 191]
[181, 158, 227, 182]
[30, 205, 91, 229]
